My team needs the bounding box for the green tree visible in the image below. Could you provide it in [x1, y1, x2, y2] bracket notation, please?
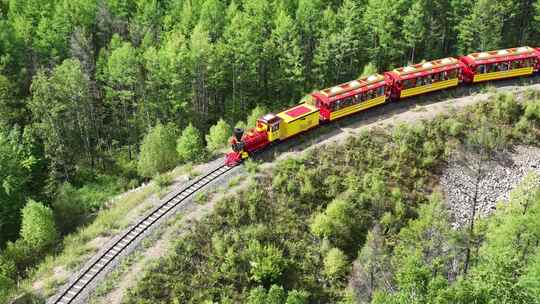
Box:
[359, 62, 378, 78]
[247, 286, 267, 304]
[456, 0, 509, 53]
[205, 118, 231, 153]
[310, 198, 362, 251]
[402, 0, 425, 63]
[100, 36, 140, 160]
[177, 123, 204, 163]
[0, 126, 38, 246]
[271, 5, 304, 102]
[0, 256, 16, 302]
[138, 123, 178, 178]
[267, 285, 286, 304]
[29, 58, 94, 180]
[247, 105, 268, 130]
[362, 0, 405, 69]
[285, 290, 310, 304]
[248, 241, 286, 284]
[324, 247, 348, 280]
[20, 200, 58, 252]
[52, 182, 89, 235]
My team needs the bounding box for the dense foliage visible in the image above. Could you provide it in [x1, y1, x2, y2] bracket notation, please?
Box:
[126, 94, 540, 303]
[1, 0, 540, 301]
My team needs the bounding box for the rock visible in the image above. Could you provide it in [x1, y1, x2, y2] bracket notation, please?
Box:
[441, 146, 540, 229]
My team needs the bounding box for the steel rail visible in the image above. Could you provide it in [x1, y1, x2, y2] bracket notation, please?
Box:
[52, 165, 232, 304]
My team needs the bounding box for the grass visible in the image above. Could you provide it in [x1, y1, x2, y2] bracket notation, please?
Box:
[154, 173, 173, 198]
[194, 192, 209, 205]
[12, 185, 155, 300]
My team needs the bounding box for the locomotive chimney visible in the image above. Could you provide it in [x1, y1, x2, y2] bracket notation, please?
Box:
[233, 128, 244, 141]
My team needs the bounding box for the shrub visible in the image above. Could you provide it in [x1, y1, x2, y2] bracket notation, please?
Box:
[492, 92, 521, 124]
[20, 200, 58, 252]
[247, 106, 268, 130]
[323, 247, 348, 280]
[524, 100, 540, 122]
[177, 123, 204, 163]
[205, 118, 231, 153]
[0, 257, 15, 302]
[248, 241, 286, 284]
[52, 183, 89, 235]
[154, 173, 173, 192]
[359, 62, 377, 77]
[138, 123, 178, 178]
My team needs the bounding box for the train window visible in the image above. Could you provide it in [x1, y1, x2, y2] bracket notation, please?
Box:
[362, 92, 369, 102]
[271, 124, 279, 132]
[524, 58, 533, 67]
[377, 87, 385, 96]
[432, 73, 440, 82]
[476, 65, 486, 74]
[448, 69, 458, 78]
[353, 94, 361, 104]
[442, 71, 449, 80]
[402, 79, 411, 89]
[512, 60, 522, 69]
[344, 97, 352, 107]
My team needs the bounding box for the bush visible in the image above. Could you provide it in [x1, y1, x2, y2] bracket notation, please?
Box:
[323, 247, 348, 280]
[0, 256, 16, 302]
[52, 183, 90, 235]
[359, 62, 377, 77]
[154, 173, 173, 194]
[205, 118, 231, 153]
[20, 200, 58, 252]
[247, 106, 268, 130]
[138, 123, 178, 178]
[177, 123, 204, 163]
[248, 241, 286, 284]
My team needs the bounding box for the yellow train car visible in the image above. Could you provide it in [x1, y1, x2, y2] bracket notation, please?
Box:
[256, 104, 320, 143]
[277, 104, 320, 140]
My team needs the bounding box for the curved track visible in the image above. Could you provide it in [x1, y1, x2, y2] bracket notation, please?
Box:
[51, 165, 232, 304]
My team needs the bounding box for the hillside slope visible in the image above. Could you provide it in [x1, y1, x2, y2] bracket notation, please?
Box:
[118, 87, 540, 303]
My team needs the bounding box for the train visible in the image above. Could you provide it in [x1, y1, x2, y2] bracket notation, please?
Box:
[225, 46, 540, 166]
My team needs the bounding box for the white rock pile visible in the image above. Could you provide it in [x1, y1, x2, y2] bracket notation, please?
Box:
[441, 146, 540, 228]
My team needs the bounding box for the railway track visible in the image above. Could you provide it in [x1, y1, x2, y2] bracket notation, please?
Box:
[51, 165, 233, 304]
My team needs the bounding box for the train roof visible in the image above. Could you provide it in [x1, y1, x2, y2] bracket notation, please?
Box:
[313, 74, 388, 104]
[461, 46, 537, 65]
[277, 104, 319, 123]
[388, 57, 462, 80]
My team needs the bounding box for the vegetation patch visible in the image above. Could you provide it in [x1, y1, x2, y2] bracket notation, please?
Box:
[125, 93, 539, 303]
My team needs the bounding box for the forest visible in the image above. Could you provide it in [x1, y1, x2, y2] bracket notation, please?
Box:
[1, 0, 540, 302]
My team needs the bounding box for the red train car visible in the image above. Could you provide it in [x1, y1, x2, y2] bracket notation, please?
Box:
[311, 74, 391, 121]
[385, 57, 466, 99]
[459, 46, 540, 83]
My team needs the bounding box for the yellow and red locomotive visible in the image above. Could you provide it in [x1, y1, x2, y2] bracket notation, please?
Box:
[225, 46, 540, 166]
